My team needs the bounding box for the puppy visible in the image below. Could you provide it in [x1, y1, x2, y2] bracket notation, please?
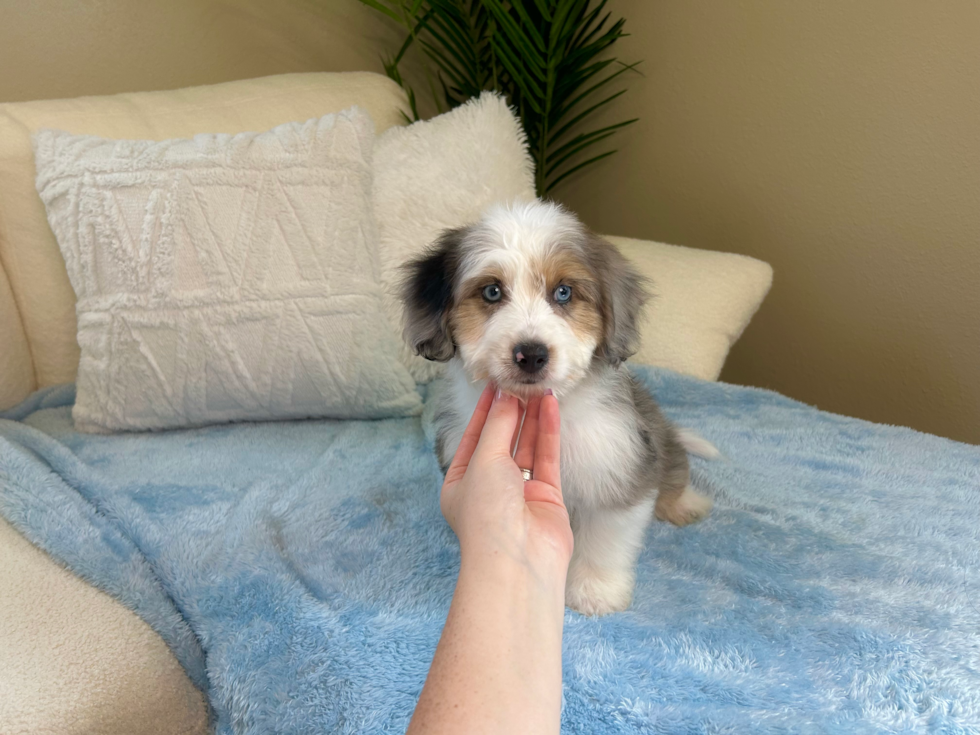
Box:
[402, 200, 713, 616]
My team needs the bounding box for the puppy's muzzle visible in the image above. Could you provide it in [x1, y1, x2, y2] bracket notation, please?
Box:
[513, 342, 549, 374]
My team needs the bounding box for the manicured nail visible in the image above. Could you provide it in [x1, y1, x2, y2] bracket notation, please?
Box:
[544, 388, 554, 396]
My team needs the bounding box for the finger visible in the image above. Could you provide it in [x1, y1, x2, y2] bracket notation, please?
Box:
[473, 389, 521, 461]
[513, 395, 542, 469]
[531, 394, 561, 489]
[444, 383, 495, 483]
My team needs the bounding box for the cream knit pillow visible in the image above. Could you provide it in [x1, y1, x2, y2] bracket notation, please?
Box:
[374, 92, 537, 382]
[370, 95, 772, 384]
[33, 108, 421, 432]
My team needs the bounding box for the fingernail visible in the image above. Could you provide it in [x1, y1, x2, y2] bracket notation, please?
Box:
[544, 388, 554, 396]
[495, 388, 505, 402]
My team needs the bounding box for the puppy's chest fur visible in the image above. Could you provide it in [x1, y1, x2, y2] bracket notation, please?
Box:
[435, 361, 665, 513]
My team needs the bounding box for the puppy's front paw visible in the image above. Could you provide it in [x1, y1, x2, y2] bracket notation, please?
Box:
[655, 486, 713, 527]
[565, 566, 634, 617]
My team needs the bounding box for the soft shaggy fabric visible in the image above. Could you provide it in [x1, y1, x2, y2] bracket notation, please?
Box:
[1, 367, 978, 734]
[610, 236, 774, 380]
[33, 110, 421, 432]
[0, 517, 208, 735]
[373, 92, 536, 382]
[371, 87, 771, 384]
[0, 71, 410, 410]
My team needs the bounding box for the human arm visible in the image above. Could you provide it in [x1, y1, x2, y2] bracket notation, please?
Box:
[406, 386, 572, 735]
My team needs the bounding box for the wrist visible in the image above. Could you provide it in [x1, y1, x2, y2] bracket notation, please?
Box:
[410, 538, 567, 735]
[458, 546, 569, 609]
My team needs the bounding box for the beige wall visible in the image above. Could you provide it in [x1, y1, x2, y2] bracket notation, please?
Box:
[1, 1, 977, 443]
[559, 0, 980, 444]
[0, 0, 395, 103]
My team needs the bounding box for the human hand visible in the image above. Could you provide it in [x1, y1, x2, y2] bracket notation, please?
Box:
[441, 385, 573, 575]
[409, 386, 570, 735]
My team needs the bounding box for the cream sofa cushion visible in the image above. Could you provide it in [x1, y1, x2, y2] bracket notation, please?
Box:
[0, 517, 208, 735]
[0, 71, 409, 412]
[611, 236, 773, 381]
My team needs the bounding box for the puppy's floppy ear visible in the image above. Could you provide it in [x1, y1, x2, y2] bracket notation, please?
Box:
[400, 227, 466, 362]
[587, 233, 650, 366]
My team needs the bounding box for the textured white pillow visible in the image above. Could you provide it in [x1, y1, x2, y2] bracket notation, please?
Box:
[33, 108, 421, 432]
[374, 92, 536, 382]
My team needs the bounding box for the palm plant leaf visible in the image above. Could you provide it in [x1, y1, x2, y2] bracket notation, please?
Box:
[357, 0, 640, 195]
[548, 148, 617, 189]
[546, 117, 637, 174]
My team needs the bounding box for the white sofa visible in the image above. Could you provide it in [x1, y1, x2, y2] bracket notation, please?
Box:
[0, 72, 771, 734]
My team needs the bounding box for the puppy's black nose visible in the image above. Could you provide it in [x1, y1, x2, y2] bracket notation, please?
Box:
[513, 342, 549, 374]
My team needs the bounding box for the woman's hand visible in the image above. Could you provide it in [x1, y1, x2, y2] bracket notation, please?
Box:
[440, 385, 573, 574]
[407, 386, 571, 735]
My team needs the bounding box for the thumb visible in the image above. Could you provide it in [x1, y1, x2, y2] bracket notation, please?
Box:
[473, 389, 521, 461]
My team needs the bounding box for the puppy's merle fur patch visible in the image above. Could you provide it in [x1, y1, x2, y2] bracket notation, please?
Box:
[401, 227, 465, 362]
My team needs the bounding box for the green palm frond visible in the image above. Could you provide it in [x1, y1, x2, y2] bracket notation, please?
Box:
[357, 0, 639, 196]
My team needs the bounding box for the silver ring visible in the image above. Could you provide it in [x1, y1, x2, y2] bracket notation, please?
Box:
[521, 468, 533, 482]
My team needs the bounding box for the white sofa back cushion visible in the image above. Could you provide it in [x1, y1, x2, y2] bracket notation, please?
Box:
[0, 72, 410, 411]
[609, 236, 773, 381]
[34, 109, 421, 431]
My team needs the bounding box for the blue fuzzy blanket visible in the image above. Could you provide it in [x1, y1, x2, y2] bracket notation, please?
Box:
[1, 366, 978, 734]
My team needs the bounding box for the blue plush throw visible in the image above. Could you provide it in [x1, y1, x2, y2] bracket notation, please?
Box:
[1, 366, 978, 734]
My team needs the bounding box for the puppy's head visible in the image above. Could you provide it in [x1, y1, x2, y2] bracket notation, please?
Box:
[401, 201, 648, 396]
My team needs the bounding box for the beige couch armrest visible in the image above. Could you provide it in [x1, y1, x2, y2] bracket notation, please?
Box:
[0, 259, 34, 409]
[0, 517, 208, 735]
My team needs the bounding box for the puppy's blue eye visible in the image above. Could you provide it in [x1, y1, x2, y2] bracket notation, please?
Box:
[554, 284, 573, 304]
[482, 284, 502, 302]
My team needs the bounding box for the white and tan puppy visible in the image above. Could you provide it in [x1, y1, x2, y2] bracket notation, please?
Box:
[402, 200, 712, 616]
